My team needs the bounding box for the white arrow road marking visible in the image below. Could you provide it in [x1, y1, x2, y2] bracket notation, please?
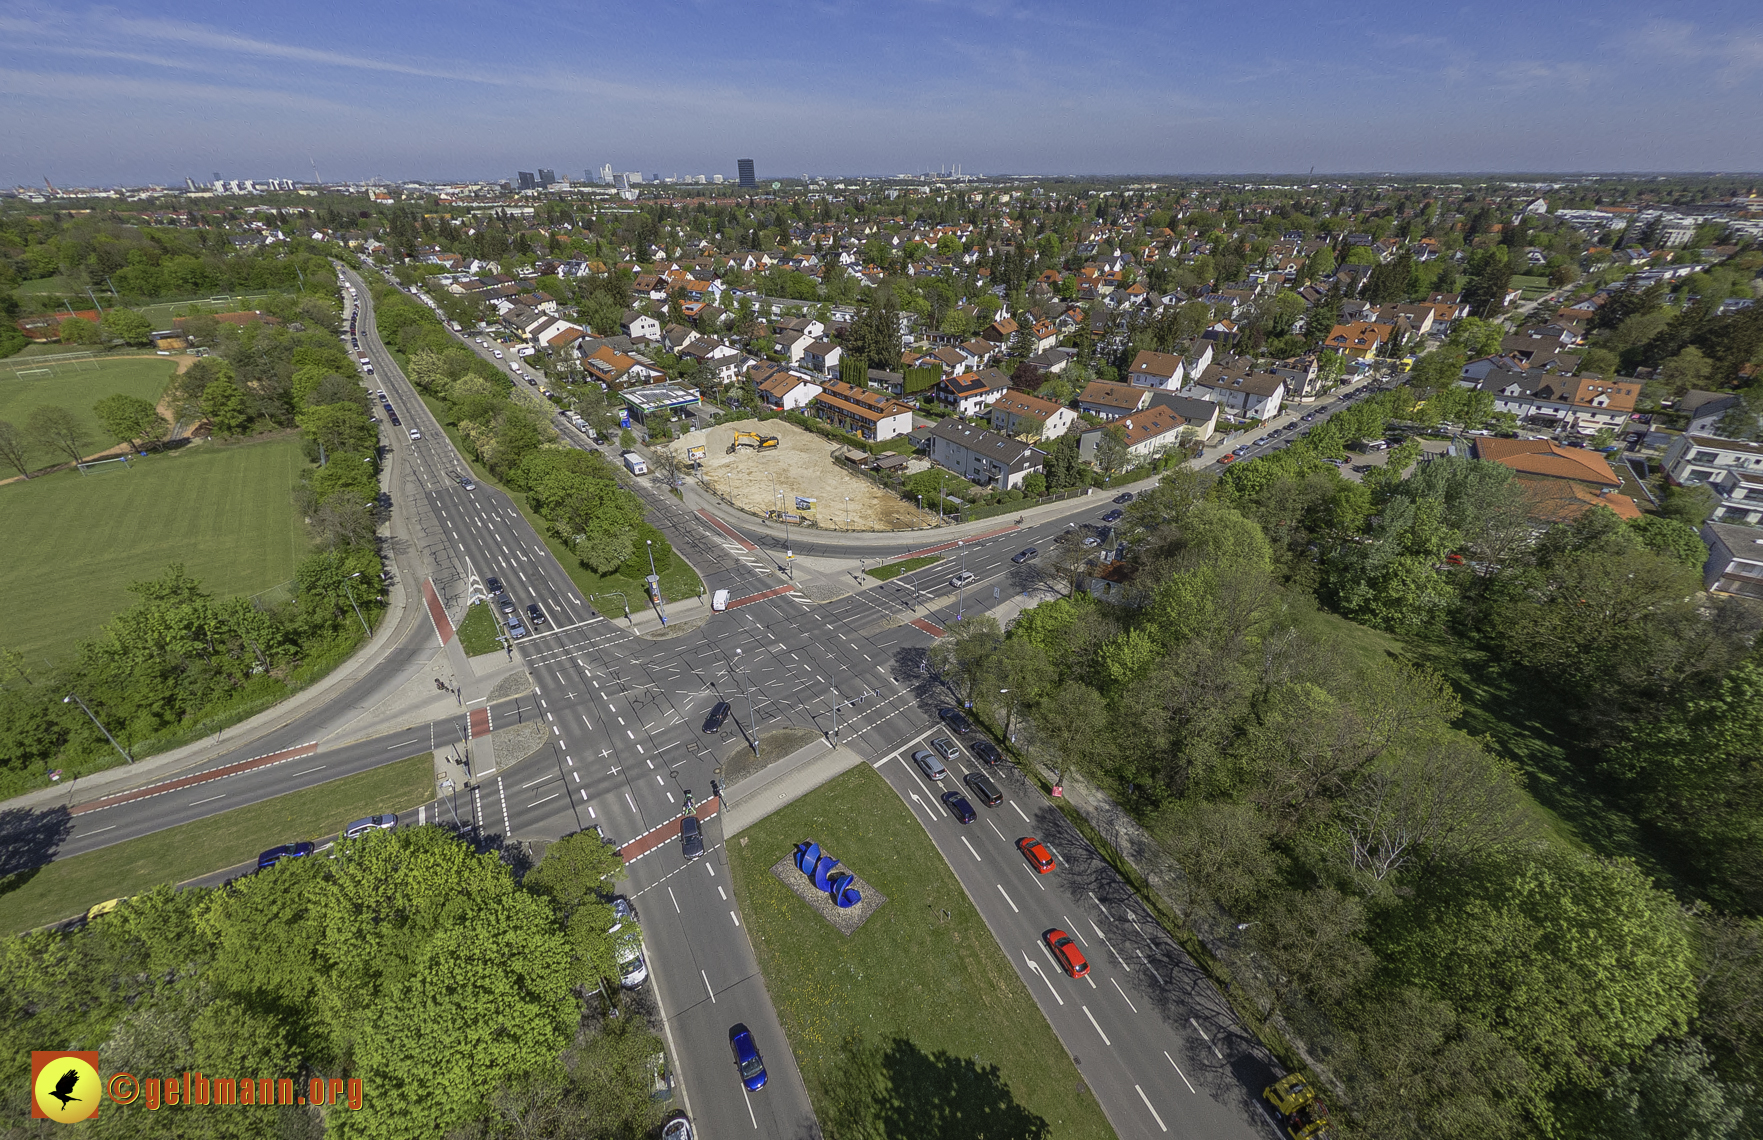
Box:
[1023, 952, 1064, 1005]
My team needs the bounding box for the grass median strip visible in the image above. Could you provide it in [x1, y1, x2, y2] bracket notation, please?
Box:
[0, 751, 436, 936]
[457, 600, 502, 656]
[865, 553, 943, 581]
[728, 762, 1114, 1140]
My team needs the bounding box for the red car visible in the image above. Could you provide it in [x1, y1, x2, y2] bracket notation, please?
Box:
[1216, 454, 1237, 464]
[1045, 929, 1089, 978]
[1017, 837, 1056, 874]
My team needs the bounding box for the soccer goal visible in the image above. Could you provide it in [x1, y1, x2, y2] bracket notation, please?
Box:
[74, 455, 134, 476]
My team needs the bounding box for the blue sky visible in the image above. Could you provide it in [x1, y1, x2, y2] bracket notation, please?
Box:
[3, 0, 1761, 187]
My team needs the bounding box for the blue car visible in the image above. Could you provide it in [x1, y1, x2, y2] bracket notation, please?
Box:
[257, 842, 314, 871]
[730, 1025, 767, 1091]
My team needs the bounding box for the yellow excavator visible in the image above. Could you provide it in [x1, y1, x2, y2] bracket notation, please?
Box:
[726, 431, 780, 454]
[1264, 1074, 1332, 1140]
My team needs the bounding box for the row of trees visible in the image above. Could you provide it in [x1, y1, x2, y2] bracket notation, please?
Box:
[930, 442, 1759, 1135]
[1, 827, 668, 1140]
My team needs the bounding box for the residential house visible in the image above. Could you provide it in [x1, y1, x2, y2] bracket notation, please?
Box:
[1110, 407, 1189, 458]
[583, 344, 662, 388]
[1663, 434, 1763, 525]
[1078, 381, 1153, 421]
[1477, 372, 1639, 433]
[1682, 390, 1745, 436]
[1125, 349, 1186, 390]
[1470, 437, 1642, 521]
[803, 340, 843, 377]
[933, 368, 1011, 416]
[1077, 559, 1133, 604]
[681, 338, 742, 385]
[1322, 321, 1390, 360]
[1185, 364, 1286, 422]
[775, 330, 815, 365]
[752, 364, 822, 412]
[926, 420, 1047, 490]
[1027, 348, 1070, 376]
[1270, 356, 1325, 401]
[1144, 392, 1220, 442]
[989, 392, 1078, 440]
[810, 379, 915, 441]
[980, 315, 1019, 346]
[621, 311, 661, 341]
[1700, 522, 1763, 599]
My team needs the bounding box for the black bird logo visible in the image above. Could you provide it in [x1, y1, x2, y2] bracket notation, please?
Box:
[48, 1068, 82, 1109]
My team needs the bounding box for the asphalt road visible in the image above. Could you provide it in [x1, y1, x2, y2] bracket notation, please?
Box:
[22, 272, 1357, 1140]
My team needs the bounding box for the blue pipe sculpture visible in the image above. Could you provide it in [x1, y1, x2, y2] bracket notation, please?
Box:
[795, 841, 862, 909]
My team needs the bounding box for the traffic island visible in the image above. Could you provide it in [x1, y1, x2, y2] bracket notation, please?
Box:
[769, 850, 887, 937]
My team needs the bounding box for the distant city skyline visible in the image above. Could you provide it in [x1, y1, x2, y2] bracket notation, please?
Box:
[3, 0, 1761, 187]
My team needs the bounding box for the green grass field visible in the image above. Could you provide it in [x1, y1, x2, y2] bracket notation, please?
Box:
[867, 553, 943, 580]
[457, 601, 502, 656]
[0, 751, 435, 935]
[0, 355, 180, 471]
[729, 763, 1116, 1140]
[0, 433, 310, 662]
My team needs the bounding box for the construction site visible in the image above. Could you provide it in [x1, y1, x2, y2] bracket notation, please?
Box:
[665, 419, 938, 532]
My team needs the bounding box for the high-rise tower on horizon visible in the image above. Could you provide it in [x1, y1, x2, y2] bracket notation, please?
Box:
[737, 158, 755, 188]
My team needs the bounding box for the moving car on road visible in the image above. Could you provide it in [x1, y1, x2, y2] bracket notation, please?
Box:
[938, 707, 973, 734]
[964, 771, 1003, 805]
[1113, 492, 1135, 504]
[941, 790, 976, 823]
[949, 571, 976, 588]
[257, 842, 314, 871]
[486, 576, 503, 595]
[1011, 547, 1039, 563]
[729, 1025, 767, 1091]
[1017, 836, 1056, 874]
[930, 736, 962, 762]
[345, 814, 397, 839]
[1101, 509, 1124, 523]
[680, 815, 705, 859]
[526, 603, 547, 626]
[703, 701, 732, 734]
[969, 739, 1003, 767]
[911, 749, 948, 781]
[1044, 929, 1089, 978]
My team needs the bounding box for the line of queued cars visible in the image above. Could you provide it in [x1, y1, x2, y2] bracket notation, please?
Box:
[485, 575, 545, 640]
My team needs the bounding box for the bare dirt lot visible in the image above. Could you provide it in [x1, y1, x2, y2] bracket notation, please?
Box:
[666, 418, 936, 531]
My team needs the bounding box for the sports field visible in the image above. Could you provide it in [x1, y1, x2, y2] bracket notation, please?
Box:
[0, 433, 310, 662]
[0, 356, 181, 472]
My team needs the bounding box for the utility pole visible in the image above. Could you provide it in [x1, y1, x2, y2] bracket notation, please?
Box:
[64, 692, 130, 764]
[735, 648, 757, 754]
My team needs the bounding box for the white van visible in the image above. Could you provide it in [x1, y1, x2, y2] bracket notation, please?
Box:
[712, 589, 730, 612]
[622, 451, 648, 476]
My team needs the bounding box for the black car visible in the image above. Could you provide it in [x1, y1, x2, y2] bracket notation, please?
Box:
[486, 576, 504, 595]
[941, 791, 976, 824]
[969, 739, 1003, 767]
[526, 603, 547, 626]
[1101, 509, 1124, 523]
[938, 707, 973, 734]
[1011, 547, 1039, 564]
[1113, 492, 1135, 504]
[964, 770, 1003, 805]
[257, 842, 314, 871]
[680, 815, 705, 859]
[703, 701, 732, 734]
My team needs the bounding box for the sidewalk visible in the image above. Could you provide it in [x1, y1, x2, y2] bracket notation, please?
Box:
[720, 740, 866, 836]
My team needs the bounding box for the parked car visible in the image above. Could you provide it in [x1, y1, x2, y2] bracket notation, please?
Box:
[1113, 492, 1134, 504]
[930, 736, 962, 762]
[941, 790, 976, 824]
[680, 815, 705, 859]
[969, 739, 1003, 767]
[615, 931, 648, 988]
[964, 771, 1003, 806]
[526, 603, 547, 626]
[949, 571, 976, 588]
[1011, 547, 1039, 564]
[1045, 929, 1089, 978]
[257, 842, 314, 871]
[345, 814, 397, 839]
[911, 749, 948, 781]
[1017, 837, 1056, 874]
[609, 894, 638, 929]
[938, 707, 973, 734]
[729, 1026, 767, 1091]
[661, 1116, 693, 1140]
[703, 701, 732, 734]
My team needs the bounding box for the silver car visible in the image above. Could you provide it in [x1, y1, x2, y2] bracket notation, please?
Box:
[930, 736, 962, 762]
[345, 814, 397, 839]
[912, 749, 948, 781]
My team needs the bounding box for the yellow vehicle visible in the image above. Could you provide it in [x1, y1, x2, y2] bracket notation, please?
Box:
[85, 898, 124, 923]
[726, 431, 779, 454]
[1265, 1073, 1332, 1140]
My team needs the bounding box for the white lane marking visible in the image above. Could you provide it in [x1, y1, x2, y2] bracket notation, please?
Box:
[1088, 891, 1109, 917]
[1105, 939, 1132, 971]
[1135, 1085, 1167, 1132]
[1082, 1005, 1112, 1046]
[1065, 916, 1090, 946]
[82, 824, 116, 835]
[1023, 952, 1063, 1005]
[1111, 977, 1139, 1013]
[741, 1087, 756, 1129]
[1011, 801, 1030, 822]
[718, 886, 727, 900]
[190, 795, 226, 807]
[1021, 863, 1046, 890]
[706, 863, 715, 877]
[1138, 950, 1161, 982]
[668, 887, 680, 913]
[960, 836, 982, 862]
[528, 792, 560, 808]
[997, 884, 1019, 913]
[291, 765, 327, 777]
[385, 738, 421, 750]
[730, 910, 741, 927]
[1189, 1017, 1225, 1058]
[1164, 1052, 1196, 1094]
[703, 971, 716, 1003]
[625, 793, 637, 812]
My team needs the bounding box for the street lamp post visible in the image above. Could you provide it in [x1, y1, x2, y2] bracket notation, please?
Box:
[734, 648, 757, 753]
[64, 692, 131, 764]
[343, 572, 372, 637]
